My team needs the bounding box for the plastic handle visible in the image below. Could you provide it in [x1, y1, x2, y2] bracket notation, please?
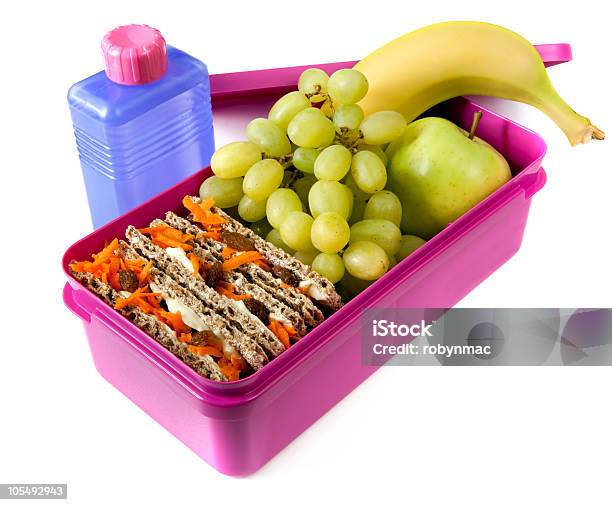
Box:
[535, 43, 572, 67]
[63, 283, 91, 323]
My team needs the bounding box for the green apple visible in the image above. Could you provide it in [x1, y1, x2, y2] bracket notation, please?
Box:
[386, 116, 511, 239]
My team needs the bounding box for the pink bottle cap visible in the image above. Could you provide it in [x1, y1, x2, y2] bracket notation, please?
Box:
[101, 24, 168, 85]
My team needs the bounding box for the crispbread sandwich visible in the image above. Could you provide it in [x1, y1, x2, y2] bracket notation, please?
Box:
[69, 194, 344, 382]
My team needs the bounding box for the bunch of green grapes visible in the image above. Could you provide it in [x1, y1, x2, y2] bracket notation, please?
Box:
[202, 67, 427, 295]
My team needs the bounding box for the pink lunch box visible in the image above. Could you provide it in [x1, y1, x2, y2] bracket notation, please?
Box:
[62, 44, 570, 475]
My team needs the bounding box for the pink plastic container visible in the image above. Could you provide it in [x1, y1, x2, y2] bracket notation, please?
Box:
[62, 44, 569, 475]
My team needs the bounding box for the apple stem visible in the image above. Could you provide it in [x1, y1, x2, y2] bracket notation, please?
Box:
[468, 111, 483, 140]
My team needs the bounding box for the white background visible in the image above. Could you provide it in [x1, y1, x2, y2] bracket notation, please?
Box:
[1, 0, 611, 503]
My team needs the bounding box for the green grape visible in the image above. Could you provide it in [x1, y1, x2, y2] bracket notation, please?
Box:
[287, 108, 336, 149]
[348, 198, 367, 225]
[211, 141, 262, 179]
[344, 173, 373, 201]
[308, 180, 352, 219]
[266, 228, 294, 254]
[356, 144, 387, 165]
[199, 176, 243, 209]
[251, 219, 273, 238]
[387, 254, 398, 269]
[243, 159, 284, 201]
[246, 118, 291, 158]
[363, 190, 402, 227]
[292, 147, 319, 174]
[294, 249, 319, 265]
[343, 184, 354, 221]
[311, 212, 350, 253]
[298, 68, 329, 96]
[311, 252, 345, 283]
[280, 211, 315, 251]
[294, 174, 317, 206]
[384, 134, 405, 164]
[314, 145, 352, 181]
[343, 241, 389, 281]
[396, 235, 426, 261]
[349, 219, 402, 256]
[266, 188, 303, 228]
[338, 272, 373, 297]
[333, 104, 364, 133]
[268, 91, 310, 130]
[359, 111, 406, 145]
[350, 150, 387, 193]
[238, 194, 268, 222]
[327, 69, 368, 105]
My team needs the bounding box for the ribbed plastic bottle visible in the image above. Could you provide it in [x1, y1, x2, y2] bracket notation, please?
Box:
[68, 24, 215, 228]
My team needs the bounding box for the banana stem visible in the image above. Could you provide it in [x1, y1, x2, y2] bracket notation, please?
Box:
[468, 111, 483, 140]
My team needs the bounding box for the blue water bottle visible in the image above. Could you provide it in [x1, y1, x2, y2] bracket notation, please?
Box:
[68, 24, 215, 228]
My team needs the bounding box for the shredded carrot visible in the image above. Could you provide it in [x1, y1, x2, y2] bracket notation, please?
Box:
[268, 319, 298, 349]
[125, 258, 145, 269]
[138, 260, 153, 285]
[178, 333, 192, 343]
[138, 225, 194, 251]
[280, 282, 292, 289]
[114, 287, 145, 310]
[222, 246, 237, 260]
[188, 345, 224, 358]
[268, 319, 290, 349]
[156, 310, 192, 334]
[222, 251, 264, 271]
[109, 272, 121, 291]
[254, 259, 270, 270]
[91, 238, 119, 268]
[215, 281, 252, 301]
[137, 226, 166, 235]
[70, 240, 159, 297]
[199, 196, 215, 213]
[187, 253, 200, 278]
[229, 354, 247, 371]
[218, 358, 241, 381]
[70, 239, 120, 274]
[183, 196, 226, 226]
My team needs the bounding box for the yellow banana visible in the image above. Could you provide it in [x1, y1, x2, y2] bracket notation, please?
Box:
[355, 21, 604, 145]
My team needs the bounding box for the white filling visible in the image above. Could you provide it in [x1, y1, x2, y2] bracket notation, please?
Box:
[149, 282, 208, 332]
[223, 340, 237, 357]
[165, 247, 195, 273]
[269, 313, 292, 326]
[235, 300, 276, 331]
[233, 300, 250, 314]
[298, 280, 326, 301]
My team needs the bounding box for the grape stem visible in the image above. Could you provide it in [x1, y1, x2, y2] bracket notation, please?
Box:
[283, 167, 302, 188]
[264, 151, 294, 169]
